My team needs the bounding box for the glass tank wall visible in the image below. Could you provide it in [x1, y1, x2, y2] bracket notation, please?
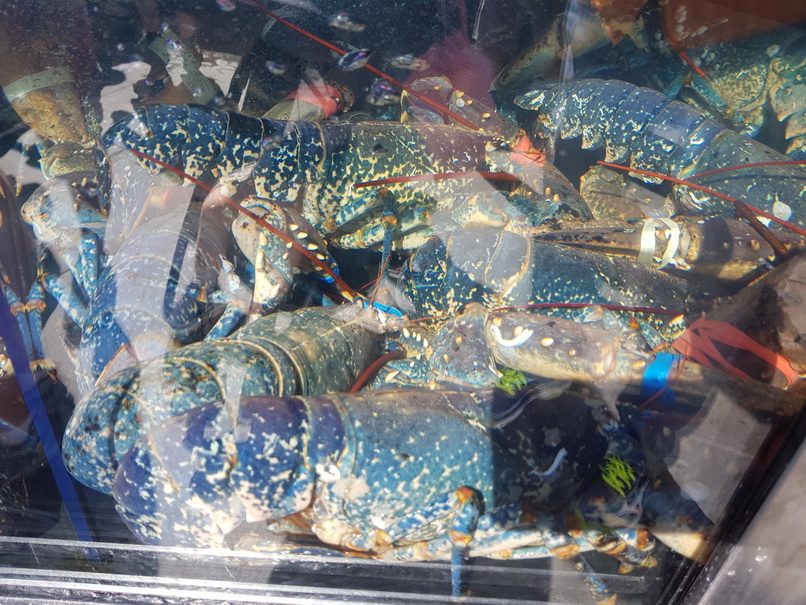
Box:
[1, 1, 806, 603]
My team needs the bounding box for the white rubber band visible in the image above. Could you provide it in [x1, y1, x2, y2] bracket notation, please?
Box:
[657, 218, 681, 269]
[3, 67, 73, 102]
[637, 218, 681, 269]
[490, 324, 534, 347]
[637, 218, 658, 266]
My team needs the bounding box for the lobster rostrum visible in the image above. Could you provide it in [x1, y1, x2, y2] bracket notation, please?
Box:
[515, 79, 806, 229]
[104, 103, 592, 252]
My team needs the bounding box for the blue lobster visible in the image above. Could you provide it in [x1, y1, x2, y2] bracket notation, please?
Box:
[20, 161, 335, 394]
[112, 388, 629, 597]
[19, 98, 592, 394]
[390, 225, 704, 352]
[61, 292, 724, 601]
[516, 79, 806, 229]
[104, 103, 592, 250]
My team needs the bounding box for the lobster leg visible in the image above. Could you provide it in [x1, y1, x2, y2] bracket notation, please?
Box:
[35, 250, 88, 329]
[381, 505, 628, 603]
[202, 258, 252, 341]
[506, 522, 623, 605]
[0, 282, 38, 365]
[231, 196, 339, 315]
[20, 177, 108, 338]
[18, 281, 49, 366]
[75, 232, 101, 302]
[230, 199, 296, 319]
[28, 229, 103, 365]
[2, 256, 68, 374]
[344, 486, 483, 596]
[573, 524, 657, 572]
[332, 174, 591, 252]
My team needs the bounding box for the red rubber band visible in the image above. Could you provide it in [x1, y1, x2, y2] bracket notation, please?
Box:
[286, 83, 344, 118]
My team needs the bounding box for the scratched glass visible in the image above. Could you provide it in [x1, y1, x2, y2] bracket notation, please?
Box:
[1, 1, 805, 603]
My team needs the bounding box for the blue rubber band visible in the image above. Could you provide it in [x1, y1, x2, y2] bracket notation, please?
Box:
[0, 286, 96, 555]
[641, 353, 682, 406]
[311, 273, 336, 284]
[311, 256, 340, 284]
[360, 298, 404, 318]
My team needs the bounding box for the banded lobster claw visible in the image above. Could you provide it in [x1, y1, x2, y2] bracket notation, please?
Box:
[532, 216, 805, 288]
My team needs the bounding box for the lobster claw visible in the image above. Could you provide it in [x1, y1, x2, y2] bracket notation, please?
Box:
[113, 395, 345, 547]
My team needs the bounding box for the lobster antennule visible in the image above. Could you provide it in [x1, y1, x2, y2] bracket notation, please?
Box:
[495, 302, 682, 317]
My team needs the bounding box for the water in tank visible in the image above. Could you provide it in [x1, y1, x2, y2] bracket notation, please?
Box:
[1, 1, 806, 603]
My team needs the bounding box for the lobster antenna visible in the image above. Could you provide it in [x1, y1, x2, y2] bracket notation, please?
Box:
[493, 302, 682, 316]
[664, 27, 709, 79]
[348, 348, 406, 392]
[354, 171, 519, 188]
[689, 159, 806, 180]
